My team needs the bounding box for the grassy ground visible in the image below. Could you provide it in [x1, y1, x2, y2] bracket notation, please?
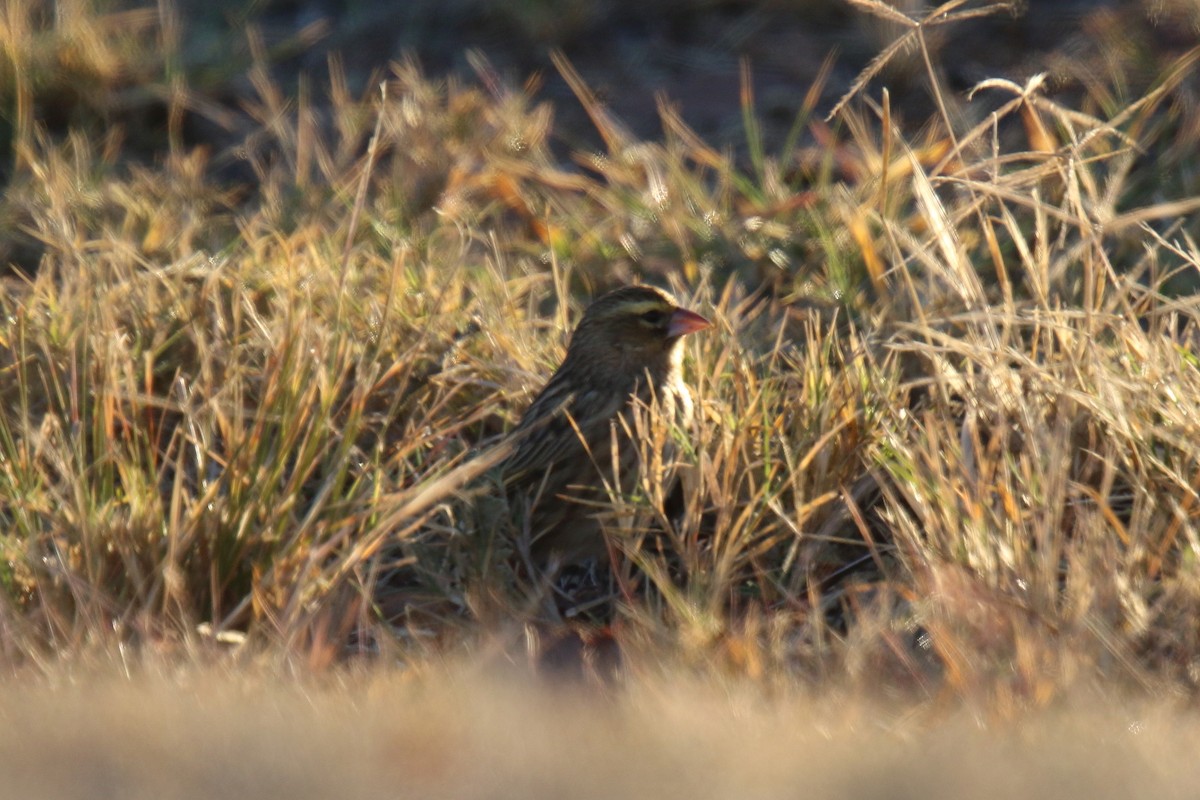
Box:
[3, 0, 1200, 791]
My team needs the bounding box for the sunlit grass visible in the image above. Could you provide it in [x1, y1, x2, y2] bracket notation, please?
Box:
[0, 2, 1198, 722]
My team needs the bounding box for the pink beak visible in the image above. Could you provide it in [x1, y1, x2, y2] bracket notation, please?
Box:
[667, 307, 712, 338]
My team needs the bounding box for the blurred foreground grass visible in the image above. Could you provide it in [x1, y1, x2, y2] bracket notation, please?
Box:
[1, 0, 1200, 726]
[5, 662, 1200, 800]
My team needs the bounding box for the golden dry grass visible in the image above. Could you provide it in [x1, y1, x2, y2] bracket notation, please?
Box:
[1, 0, 1200, 740]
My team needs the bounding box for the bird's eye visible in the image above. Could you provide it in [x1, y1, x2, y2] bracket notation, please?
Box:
[640, 308, 668, 326]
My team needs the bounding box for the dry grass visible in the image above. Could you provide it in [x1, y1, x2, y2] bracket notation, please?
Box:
[4, 661, 1200, 799]
[2, 0, 1200, 731]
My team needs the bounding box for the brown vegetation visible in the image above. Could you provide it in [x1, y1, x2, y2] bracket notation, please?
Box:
[2, 2, 1200, 790]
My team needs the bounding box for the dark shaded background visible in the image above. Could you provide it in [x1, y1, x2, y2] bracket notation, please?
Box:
[209, 0, 1197, 147]
[5, 0, 1199, 275]
[9, 1, 1200, 170]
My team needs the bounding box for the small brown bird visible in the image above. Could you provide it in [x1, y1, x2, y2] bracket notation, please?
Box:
[501, 285, 710, 568]
[374, 286, 709, 582]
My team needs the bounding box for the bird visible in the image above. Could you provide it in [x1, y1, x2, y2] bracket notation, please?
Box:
[372, 285, 710, 600]
[500, 285, 710, 572]
[369, 284, 705, 628]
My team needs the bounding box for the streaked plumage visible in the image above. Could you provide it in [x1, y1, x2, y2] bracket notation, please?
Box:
[370, 285, 709, 626]
[502, 285, 710, 565]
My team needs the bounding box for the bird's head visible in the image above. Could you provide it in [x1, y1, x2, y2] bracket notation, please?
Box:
[563, 285, 710, 380]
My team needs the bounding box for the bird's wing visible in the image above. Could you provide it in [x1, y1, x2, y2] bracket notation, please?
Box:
[502, 380, 626, 486]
